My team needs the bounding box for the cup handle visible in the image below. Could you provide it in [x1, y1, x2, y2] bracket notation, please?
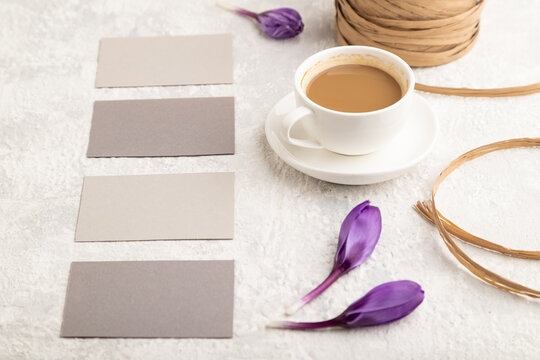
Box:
[282, 106, 324, 150]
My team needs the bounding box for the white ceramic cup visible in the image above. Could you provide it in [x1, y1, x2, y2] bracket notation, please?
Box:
[282, 46, 415, 155]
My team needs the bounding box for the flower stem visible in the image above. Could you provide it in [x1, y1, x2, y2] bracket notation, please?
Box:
[286, 267, 345, 316]
[216, 2, 258, 19]
[267, 319, 338, 330]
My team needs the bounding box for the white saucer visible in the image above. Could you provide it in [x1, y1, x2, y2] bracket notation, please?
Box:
[265, 92, 438, 185]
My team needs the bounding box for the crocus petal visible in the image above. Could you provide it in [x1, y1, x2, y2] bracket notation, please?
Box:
[335, 205, 382, 270]
[257, 8, 304, 39]
[270, 281, 425, 330]
[338, 280, 425, 327]
[338, 200, 370, 246]
[217, 3, 303, 39]
[286, 201, 381, 315]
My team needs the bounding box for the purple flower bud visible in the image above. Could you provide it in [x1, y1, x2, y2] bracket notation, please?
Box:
[286, 201, 382, 315]
[217, 2, 304, 39]
[336, 200, 381, 271]
[336, 280, 424, 327]
[268, 280, 425, 330]
[256, 8, 304, 39]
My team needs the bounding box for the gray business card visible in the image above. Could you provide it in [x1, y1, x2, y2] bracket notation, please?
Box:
[95, 34, 233, 87]
[75, 172, 234, 242]
[61, 260, 234, 338]
[86, 97, 235, 158]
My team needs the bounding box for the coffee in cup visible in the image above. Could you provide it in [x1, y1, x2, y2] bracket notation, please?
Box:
[305, 64, 402, 113]
[283, 46, 415, 155]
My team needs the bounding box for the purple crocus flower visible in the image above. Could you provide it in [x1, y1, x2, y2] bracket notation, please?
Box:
[286, 201, 381, 315]
[217, 2, 304, 39]
[268, 280, 425, 330]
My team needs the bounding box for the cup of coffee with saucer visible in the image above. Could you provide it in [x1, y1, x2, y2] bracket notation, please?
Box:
[265, 46, 438, 185]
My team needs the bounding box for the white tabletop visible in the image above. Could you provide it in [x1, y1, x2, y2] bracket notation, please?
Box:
[1, 0, 539, 358]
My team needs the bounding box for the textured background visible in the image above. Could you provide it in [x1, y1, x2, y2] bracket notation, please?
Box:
[1, 0, 539, 359]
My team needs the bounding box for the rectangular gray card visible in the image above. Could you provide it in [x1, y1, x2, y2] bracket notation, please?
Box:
[95, 34, 233, 87]
[60, 260, 234, 338]
[86, 97, 235, 157]
[75, 172, 234, 242]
